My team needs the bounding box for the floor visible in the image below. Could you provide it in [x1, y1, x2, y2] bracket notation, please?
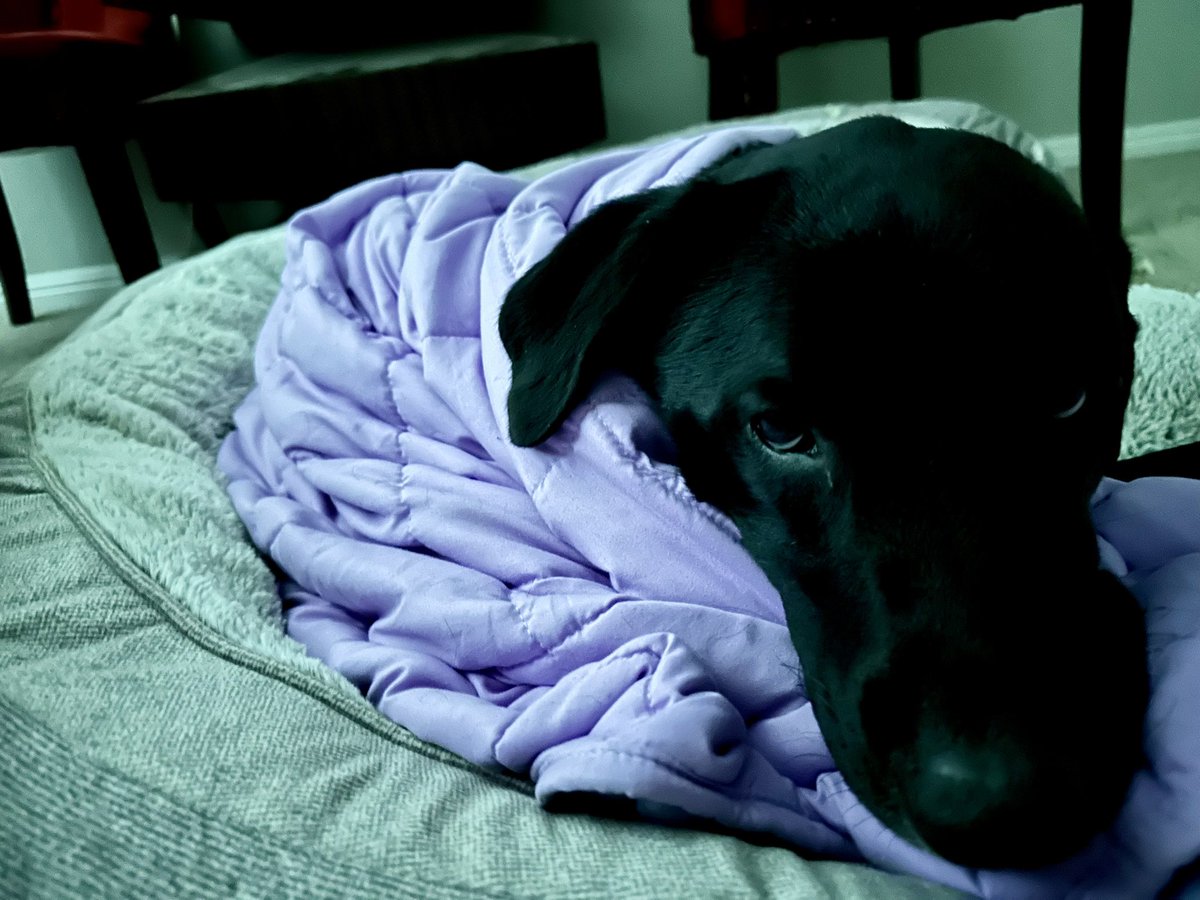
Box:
[3, 149, 1199, 387]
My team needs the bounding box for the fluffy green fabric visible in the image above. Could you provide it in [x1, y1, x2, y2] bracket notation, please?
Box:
[24, 229, 350, 692]
[1123, 284, 1200, 457]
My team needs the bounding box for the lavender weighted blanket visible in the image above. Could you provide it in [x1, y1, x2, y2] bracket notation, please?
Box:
[218, 124, 1200, 897]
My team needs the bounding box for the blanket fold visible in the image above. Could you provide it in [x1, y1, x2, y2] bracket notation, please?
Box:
[219, 123, 1200, 899]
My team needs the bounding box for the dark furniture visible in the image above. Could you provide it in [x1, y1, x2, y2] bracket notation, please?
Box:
[688, 0, 1134, 237]
[135, 33, 605, 245]
[4, 1, 603, 323]
[0, 0, 174, 326]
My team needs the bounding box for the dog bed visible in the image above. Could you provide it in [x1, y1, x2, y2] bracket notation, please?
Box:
[3, 100, 1199, 899]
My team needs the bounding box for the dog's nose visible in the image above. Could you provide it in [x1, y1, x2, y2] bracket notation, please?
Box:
[902, 739, 1109, 869]
[909, 745, 1021, 829]
[856, 570, 1147, 868]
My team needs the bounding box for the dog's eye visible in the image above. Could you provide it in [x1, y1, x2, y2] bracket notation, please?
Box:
[751, 412, 818, 455]
[1052, 388, 1087, 419]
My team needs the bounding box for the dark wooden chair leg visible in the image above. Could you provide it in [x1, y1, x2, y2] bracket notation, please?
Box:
[1079, 0, 1133, 237]
[0, 177, 33, 327]
[708, 43, 780, 121]
[75, 138, 160, 284]
[887, 32, 921, 101]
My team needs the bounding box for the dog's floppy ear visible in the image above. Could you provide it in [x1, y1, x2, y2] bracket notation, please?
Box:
[500, 188, 680, 446]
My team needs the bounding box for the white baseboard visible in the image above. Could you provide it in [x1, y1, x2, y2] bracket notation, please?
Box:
[0, 264, 125, 318]
[1, 256, 187, 318]
[1043, 115, 1200, 169]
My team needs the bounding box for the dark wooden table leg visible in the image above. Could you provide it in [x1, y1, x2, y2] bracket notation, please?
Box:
[888, 32, 921, 101]
[1079, 0, 1133, 237]
[708, 42, 780, 121]
[0, 178, 33, 327]
[75, 138, 161, 284]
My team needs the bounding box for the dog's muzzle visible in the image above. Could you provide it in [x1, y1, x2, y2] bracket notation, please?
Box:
[856, 568, 1148, 869]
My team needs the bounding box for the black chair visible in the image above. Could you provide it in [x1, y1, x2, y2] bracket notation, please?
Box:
[688, 0, 1134, 239]
[0, 0, 175, 326]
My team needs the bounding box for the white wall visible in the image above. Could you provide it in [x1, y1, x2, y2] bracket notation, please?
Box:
[3, 0, 1198, 294]
[1, 148, 115, 274]
[0, 144, 196, 277]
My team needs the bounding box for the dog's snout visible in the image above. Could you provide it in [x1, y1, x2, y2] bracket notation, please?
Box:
[889, 704, 1126, 868]
[860, 667, 1096, 867]
[851, 569, 1149, 869]
[910, 747, 1022, 827]
[903, 744, 1049, 865]
[901, 737, 1084, 868]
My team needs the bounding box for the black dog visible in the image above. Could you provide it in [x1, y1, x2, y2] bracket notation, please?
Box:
[499, 117, 1148, 870]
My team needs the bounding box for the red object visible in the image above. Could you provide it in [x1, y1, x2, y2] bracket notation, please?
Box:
[0, 0, 153, 57]
[698, 0, 751, 44]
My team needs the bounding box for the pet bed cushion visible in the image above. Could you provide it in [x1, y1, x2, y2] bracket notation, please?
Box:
[2, 100, 1197, 900]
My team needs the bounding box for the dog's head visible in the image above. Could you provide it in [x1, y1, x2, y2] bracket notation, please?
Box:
[499, 117, 1147, 869]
